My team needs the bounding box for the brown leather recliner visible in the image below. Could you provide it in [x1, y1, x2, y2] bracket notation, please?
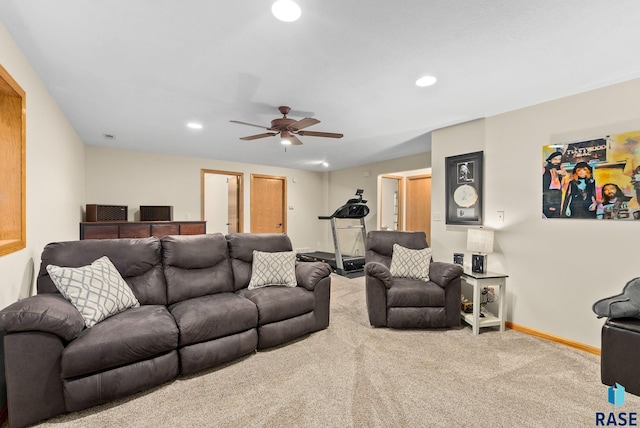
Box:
[364, 230, 463, 328]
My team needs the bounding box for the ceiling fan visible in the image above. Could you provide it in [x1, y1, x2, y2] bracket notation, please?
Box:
[230, 106, 343, 145]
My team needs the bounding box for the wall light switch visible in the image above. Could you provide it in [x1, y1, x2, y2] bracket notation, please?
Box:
[433, 212, 442, 221]
[497, 211, 505, 222]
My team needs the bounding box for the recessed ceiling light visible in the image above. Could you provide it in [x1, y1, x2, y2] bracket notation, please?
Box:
[415, 75, 437, 87]
[272, 0, 301, 22]
[187, 122, 203, 129]
[321, 161, 329, 167]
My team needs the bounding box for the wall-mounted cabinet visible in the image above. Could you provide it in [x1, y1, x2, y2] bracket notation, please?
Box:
[0, 65, 26, 256]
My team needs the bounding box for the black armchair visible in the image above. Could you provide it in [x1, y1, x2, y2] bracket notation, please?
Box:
[364, 230, 463, 328]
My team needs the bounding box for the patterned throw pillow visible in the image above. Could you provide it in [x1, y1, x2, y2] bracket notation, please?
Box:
[248, 250, 297, 290]
[47, 256, 140, 328]
[389, 243, 432, 281]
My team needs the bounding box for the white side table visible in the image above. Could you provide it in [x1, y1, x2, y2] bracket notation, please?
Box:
[460, 268, 508, 335]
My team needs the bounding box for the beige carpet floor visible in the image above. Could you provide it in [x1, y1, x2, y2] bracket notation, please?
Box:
[32, 274, 639, 427]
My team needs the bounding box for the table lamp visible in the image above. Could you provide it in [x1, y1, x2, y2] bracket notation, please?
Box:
[467, 228, 494, 273]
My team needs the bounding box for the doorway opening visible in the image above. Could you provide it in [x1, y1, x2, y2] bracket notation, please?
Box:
[201, 169, 244, 234]
[377, 168, 431, 241]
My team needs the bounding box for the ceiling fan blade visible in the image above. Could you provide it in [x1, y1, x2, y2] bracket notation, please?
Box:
[289, 135, 303, 145]
[298, 130, 344, 138]
[240, 132, 277, 141]
[290, 117, 320, 131]
[230, 120, 270, 130]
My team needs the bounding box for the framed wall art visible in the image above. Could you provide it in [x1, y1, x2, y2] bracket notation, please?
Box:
[542, 129, 640, 220]
[445, 151, 483, 225]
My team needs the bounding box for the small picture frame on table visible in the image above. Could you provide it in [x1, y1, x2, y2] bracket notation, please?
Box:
[445, 151, 483, 225]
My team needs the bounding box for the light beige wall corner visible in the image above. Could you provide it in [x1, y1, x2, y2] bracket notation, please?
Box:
[432, 78, 640, 348]
[84, 145, 329, 252]
[0, 23, 85, 308]
[327, 152, 431, 254]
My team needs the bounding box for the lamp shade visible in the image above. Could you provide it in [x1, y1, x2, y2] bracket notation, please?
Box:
[466, 228, 494, 254]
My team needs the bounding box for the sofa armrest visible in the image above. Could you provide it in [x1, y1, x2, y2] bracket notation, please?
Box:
[295, 262, 332, 291]
[0, 294, 85, 341]
[364, 262, 393, 288]
[429, 262, 463, 288]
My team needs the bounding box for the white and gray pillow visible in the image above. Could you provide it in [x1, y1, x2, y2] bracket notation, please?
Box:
[248, 250, 297, 290]
[47, 256, 140, 328]
[389, 243, 432, 281]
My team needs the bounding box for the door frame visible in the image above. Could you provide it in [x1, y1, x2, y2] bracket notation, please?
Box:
[201, 169, 244, 233]
[250, 173, 287, 233]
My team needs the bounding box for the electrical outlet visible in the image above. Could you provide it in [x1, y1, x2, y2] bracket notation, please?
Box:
[497, 211, 504, 222]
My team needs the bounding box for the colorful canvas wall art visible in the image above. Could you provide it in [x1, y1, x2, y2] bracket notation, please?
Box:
[542, 130, 640, 220]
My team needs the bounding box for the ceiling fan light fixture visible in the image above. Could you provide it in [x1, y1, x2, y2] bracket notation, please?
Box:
[272, 0, 301, 22]
[415, 75, 437, 87]
[281, 131, 292, 145]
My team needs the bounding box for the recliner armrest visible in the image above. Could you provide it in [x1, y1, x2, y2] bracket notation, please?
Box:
[0, 294, 85, 341]
[365, 262, 393, 288]
[429, 262, 463, 288]
[295, 262, 332, 291]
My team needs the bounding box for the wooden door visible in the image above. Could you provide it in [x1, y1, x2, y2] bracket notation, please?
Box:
[250, 174, 287, 233]
[406, 174, 431, 242]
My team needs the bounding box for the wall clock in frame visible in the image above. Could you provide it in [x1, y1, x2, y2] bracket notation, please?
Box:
[445, 151, 483, 225]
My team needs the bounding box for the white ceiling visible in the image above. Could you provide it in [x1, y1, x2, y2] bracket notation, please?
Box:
[2, 1, 640, 171]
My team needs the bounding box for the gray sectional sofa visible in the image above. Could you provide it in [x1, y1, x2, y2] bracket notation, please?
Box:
[0, 233, 331, 428]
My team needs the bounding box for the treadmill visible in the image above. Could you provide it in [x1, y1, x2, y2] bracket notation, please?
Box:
[297, 189, 369, 277]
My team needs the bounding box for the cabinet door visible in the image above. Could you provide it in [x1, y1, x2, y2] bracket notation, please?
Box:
[179, 222, 205, 235]
[81, 225, 119, 240]
[119, 224, 151, 238]
[151, 224, 179, 239]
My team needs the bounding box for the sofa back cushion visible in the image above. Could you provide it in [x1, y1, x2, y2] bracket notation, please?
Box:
[38, 237, 167, 305]
[226, 233, 293, 291]
[162, 233, 234, 304]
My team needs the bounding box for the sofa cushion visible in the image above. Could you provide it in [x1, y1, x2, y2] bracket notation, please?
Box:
[386, 278, 445, 307]
[389, 244, 432, 282]
[61, 305, 178, 379]
[169, 292, 258, 346]
[47, 256, 140, 328]
[38, 237, 167, 305]
[238, 286, 315, 325]
[248, 250, 297, 289]
[226, 233, 293, 291]
[162, 234, 234, 304]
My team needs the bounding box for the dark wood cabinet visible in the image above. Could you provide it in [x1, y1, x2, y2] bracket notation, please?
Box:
[80, 221, 206, 240]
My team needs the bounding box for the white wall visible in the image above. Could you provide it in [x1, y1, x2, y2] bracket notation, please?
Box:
[431, 78, 640, 348]
[0, 23, 85, 308]
[84, 145, 329, 252]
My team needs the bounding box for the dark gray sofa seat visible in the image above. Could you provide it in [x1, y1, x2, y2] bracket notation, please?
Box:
[227, 233, 331, 349]
[162, 234, 260, 374]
